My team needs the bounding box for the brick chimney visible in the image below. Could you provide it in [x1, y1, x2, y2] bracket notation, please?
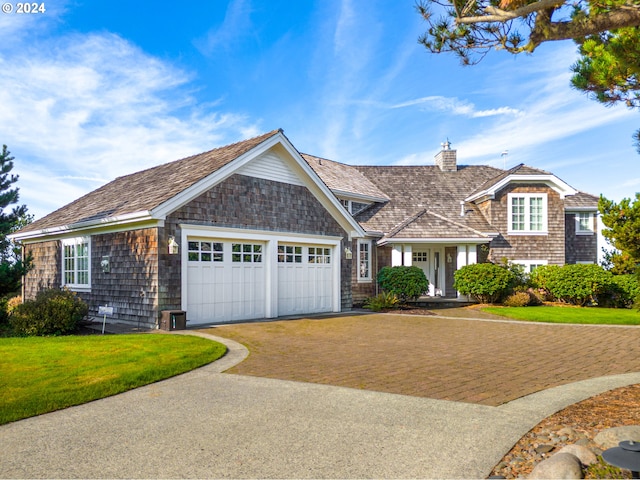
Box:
[435, 140, 457, 172]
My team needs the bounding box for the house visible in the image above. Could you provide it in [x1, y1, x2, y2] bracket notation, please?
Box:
[11, 130, 598, 327]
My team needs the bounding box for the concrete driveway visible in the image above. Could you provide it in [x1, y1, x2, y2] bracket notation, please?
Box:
[2, 315, 640, 479]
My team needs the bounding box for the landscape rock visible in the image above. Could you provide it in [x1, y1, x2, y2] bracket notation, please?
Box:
[528, 453, 583, 479]
[594, 426, 640, 449]
[557, 445, 598, 466]
[534, 444, 554, 454]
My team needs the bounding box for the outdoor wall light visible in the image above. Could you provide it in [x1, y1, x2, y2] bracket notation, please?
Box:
[101, 256, 110, 273]
[344, 247, 352, 260]
[168, 236, 179, 255]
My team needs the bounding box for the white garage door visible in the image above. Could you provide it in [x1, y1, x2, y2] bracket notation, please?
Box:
[187, 239, 265, 325]
[277, 244, 333, 316]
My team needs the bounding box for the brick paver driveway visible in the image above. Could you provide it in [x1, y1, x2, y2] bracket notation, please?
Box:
[207, 312, 640, 406]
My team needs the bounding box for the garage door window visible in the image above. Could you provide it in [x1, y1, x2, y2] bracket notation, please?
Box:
[278, 245, 302, 263]
[232, 243, 263, 263]
[309, 247, 331, 264]
[188, 241, 223, 262]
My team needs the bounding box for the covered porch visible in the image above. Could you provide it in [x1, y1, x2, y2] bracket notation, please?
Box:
[383, 240, 489, 300]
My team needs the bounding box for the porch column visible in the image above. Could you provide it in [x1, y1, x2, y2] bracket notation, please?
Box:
[391, 245, 403, 266]
[456, 245, 468, 300]
[457, 245, 468, 269]
[403, 244, 412, 266]
[468, 245, 477, 265]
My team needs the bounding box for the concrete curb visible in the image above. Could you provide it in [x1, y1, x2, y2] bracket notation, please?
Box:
[169, 329, 249, 373]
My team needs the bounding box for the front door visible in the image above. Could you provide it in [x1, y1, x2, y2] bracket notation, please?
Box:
[444, 246, 457, 298]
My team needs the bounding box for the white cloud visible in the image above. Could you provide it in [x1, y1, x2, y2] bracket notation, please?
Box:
[1, 32, 257, 218]
[391, 96, 523, 118]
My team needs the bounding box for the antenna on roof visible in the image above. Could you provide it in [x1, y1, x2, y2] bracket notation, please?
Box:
[501, 150, 508, 169]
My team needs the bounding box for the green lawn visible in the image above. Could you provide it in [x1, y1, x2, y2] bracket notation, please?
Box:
[0, 333, 226, 425]
[481, 305, 640, 325]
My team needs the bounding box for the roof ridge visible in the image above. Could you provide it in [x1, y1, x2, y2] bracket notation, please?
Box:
[113, 129, 282, 182]
[425, 209, 487, 237]
[387, 209, 428, 237]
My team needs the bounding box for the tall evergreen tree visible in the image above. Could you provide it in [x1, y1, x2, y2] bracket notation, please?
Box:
[598, 193, 640, 274]
[0, 145, 32, 295]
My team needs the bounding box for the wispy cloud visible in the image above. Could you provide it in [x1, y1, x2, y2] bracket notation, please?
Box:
[194, 0, 254, 56]
[1, 32, 257, 217]
[391, 96, 523, 118]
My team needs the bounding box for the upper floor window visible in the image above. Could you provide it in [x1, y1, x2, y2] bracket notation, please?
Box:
[576, 212, 594, 235]
[339, 198, 352, 213]
[357, 240, 371, 282]
[508, 193, 547, 234]
[62, 237, 91, 289]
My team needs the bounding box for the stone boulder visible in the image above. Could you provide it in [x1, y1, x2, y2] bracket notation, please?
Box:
[594, 426, 640, 450]
[557, 445, 597, 466]
[528, 452, 583, 479]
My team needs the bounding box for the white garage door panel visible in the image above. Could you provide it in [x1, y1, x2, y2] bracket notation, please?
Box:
[277, 244, 333, 316]
[187, 240, 265, 325]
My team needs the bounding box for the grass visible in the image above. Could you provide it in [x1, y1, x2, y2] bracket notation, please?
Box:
[0, 333, 226, 425]
[481, 305, 640, 325]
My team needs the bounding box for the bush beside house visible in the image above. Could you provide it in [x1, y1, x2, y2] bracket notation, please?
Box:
[453, 262, 515, 303]
[376, 266, 429, 303]
[9, 288, 89, 336]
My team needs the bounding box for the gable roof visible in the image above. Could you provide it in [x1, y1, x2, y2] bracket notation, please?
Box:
[301, 154, 389, 202]
[352, 165, 502, 241]
[465, 163, 577, 202]
[18, 130, 281, 236]
[14, 130, 366, 241]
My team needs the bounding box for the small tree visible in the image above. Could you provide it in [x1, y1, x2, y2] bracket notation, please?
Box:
[0, 145, 32, 296]
[376, 266, 429, 303]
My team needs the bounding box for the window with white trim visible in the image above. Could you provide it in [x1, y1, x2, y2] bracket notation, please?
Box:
[575, 212, 594, 235]
[309, 247, 331, 264]
[232, 243, 262, 263]
[508, 193, 548, 234]
[278, 245, 302, 263]
[62, 237, 91, 289]
[514, 259, 547, 274]
[357, 240, 371, 282]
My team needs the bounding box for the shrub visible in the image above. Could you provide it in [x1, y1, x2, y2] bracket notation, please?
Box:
[363, 292, 400, 312]
[542, 264, 613, 306]
[503, 291, 533, 307]
[10, 288, 88, 336]
[599, 274, 640, 308]
[376, 266, 428, 303]
[530, 265, 562, 301]
[453, 262, 515, 303]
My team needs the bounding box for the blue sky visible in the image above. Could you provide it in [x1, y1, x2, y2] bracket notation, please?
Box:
[1, 0, 638, 223]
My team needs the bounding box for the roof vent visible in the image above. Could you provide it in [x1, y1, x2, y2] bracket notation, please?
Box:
[435, 139, 457, 172]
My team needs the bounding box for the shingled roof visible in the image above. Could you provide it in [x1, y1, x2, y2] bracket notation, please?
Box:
[352, 165, 503, 239]
[301, 154, 388, 201]
[19, 130, 281, 234]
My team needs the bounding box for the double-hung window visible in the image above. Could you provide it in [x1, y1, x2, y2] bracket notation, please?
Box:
[357, 240, 371, 282]
[508, 193, 548, 234]
[575, 212, 594, 235]
[62, 237, 91, 289]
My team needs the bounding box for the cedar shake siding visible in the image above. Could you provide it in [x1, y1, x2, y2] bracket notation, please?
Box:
[23, 240, 61, 298]
[24, 229, 160, 327]
[484, 185, 566, 265]
[164, 173, 353, 310]
[565, 213, 598, 264]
